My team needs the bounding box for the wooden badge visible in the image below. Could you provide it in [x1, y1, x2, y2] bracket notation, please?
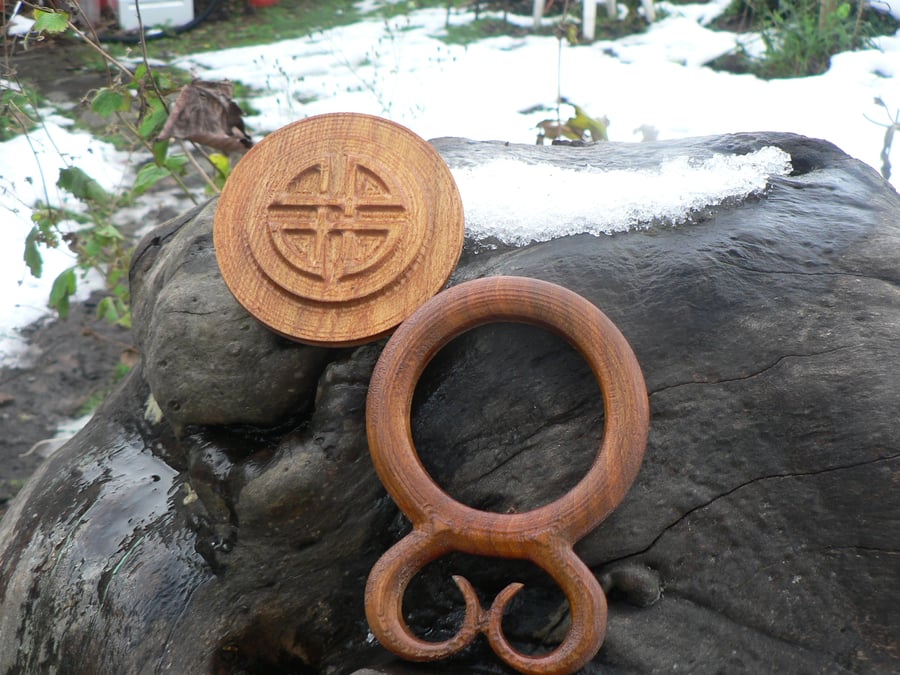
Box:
[214, 113, 465, 346]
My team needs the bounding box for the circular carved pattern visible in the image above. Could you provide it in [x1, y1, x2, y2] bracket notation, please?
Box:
[214, 113, 465, 346]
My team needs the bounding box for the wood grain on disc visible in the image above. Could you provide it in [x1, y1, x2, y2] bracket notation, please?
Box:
[214, 113, 465, 346]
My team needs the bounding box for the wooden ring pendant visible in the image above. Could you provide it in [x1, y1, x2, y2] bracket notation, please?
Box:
[365, 275, 650, 674]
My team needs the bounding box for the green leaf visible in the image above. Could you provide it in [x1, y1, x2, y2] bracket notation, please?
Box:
[82, 237, 102, 258]
[91, 88, 131, 117]
[138, 99, 168, 139]
[49, 267, 77, 318]
[1, 88, 37, 132]
[94, 224, 125, 240]
[96, 297, 119, 323]
[97, 296, 131, 327]
[164, 154, 188, 173]
[57, 167, 110, 205]
[126, 69, 144, 91]
[113, 283, 129, 301]
[153, 70, 174, 92]
[151, 139, 169, 166]
[208, 153, 231, 179]
[24, 227, 43, 278]
[108, 267, 126, 289]
[565, 103, 608, 142]
[133, 163, 171, 195]
[33, 8, 70, 34]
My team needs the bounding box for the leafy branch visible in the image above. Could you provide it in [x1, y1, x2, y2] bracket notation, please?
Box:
[8, 3, 238, 327]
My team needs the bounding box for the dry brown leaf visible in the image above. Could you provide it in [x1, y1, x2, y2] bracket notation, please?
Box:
[158, 80, 253, 154]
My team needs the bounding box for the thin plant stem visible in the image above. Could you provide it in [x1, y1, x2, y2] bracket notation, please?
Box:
[134, 0, 170, 114]
[133, 1, 222, 184]
[179, 139, 220, 193]
[556, 0, 571, 125]
[116, 111, 197, 201]
[68, 24, 135, 81]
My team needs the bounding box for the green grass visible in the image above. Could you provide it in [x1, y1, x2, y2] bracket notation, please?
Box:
[105, 0, 458, 59]
[711, 0, 899, 79]
[103, 0, 363, 58]
[440, 17, 529, 45]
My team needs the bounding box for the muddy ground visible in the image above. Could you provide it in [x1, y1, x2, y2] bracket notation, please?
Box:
[0, 294, 134, 519]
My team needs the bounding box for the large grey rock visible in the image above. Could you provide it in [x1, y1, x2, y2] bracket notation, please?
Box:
[0, 132, 897, 674]
[129, 204, 333, 430]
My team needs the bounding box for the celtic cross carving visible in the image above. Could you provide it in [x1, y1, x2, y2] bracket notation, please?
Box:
[267, 154, 407, 285]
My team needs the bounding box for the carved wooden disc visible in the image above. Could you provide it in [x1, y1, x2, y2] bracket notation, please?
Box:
[214, 113, 465, 346]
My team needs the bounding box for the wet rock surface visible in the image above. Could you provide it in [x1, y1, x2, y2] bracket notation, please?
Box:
[1, 132, 898, 674]
[129, 202, 334, 431]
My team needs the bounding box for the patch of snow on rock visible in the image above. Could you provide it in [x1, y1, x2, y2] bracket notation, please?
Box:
[453, 146, 792, 244]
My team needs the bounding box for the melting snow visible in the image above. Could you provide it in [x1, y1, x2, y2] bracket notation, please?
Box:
[454, 146, 792, 244]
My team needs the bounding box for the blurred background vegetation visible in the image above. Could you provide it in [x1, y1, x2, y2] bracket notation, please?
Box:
[1, 0, 898, 329]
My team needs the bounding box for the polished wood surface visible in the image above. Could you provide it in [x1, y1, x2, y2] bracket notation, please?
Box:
[365, 276, 650, 674]
[214, 113, 465, 346]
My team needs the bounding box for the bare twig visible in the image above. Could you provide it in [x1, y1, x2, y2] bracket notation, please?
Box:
[864, 97, 900, 180]
[68, 24, 135, 81]
[133, 0, 170, 114]
[555, 0, 572, 126]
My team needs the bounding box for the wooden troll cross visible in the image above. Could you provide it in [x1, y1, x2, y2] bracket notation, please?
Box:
[214, 114, 650, 674]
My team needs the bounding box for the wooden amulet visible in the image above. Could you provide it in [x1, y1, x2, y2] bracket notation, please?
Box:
[214, 113, 464, 346]
[365, 276, 650, 674]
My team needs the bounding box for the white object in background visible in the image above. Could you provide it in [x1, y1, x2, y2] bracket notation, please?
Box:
[5, 14, 33, 36]
[533, 0, 655, 41]
[584, 1, 598, 41]
[115, 0, 194, 32]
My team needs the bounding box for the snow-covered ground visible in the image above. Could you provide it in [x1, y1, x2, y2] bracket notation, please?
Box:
[0, 114, 131, 364]
[2, 0, 899, 365]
